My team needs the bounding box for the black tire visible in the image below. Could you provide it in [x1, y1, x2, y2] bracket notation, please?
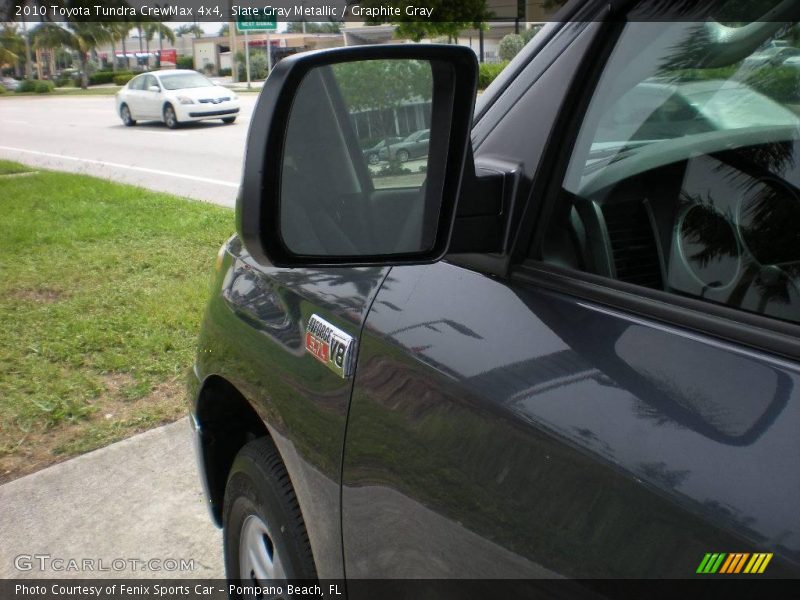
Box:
[223, 437, 316, 593]
[222, 116, 236, 124]
[163, 103, 179, 129]
[396, 149, 410, 162]
[120, 104, 136, 126]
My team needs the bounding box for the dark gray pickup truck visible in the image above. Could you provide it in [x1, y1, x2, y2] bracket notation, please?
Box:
[189, 0, 800, 591]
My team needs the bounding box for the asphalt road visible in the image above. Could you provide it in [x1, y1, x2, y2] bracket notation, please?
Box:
[0, 95, 259, 207]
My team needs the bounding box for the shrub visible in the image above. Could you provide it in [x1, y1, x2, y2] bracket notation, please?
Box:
[113, 73, 135, 86]
[744, 66, 800, 103]
[0, 84, 6, 95]
[219, 67, 232, 77]
[498, 34, 525, 62]
[34, 80, 54, 93]
[89, 71, 116, 85]
[177, 56, 193, 70]
[16, 79, 37, 93]
[522, 25, 543, 44]
[478, 61, 508, 90]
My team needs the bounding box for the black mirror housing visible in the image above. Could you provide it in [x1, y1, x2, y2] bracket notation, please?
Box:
[236, 44, 478, 267]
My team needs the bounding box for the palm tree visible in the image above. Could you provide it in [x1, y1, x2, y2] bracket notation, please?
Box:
[133, 20, 147, 68]
[145, 22, 175, 67]
[0, 24, 25, 78]
[31, 23, 65, 78]
[113, 22, 132, 71]
[175, 24, 204, 39]
[0, 25, 22, 75]
[69, 22, 111, 87]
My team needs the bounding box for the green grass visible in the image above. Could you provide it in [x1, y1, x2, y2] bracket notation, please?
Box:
[0, 86, 122, 97]
[0, 162, 34, 175]
[0, 160, 234, 481]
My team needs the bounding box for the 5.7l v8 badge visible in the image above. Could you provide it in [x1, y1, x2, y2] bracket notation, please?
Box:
[305, 314, 354, 378]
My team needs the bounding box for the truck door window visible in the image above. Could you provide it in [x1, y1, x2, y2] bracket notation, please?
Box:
[539, 20, 800, 326]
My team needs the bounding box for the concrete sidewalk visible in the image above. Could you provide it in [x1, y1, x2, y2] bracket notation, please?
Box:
[0, 419, 224, 579]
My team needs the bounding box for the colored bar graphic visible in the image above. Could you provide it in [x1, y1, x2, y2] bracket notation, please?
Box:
[758, 554, 773, 574]
[720, 553, 738, 574]
[744, 554, 761, 573]
[711, 553, 726, 573]
[698, 553, 726, 573]
[719, 554, 735, 574]
[733, 553, 749, 573]
[697, 553, 713, 574]
[701, 552, 773, 575]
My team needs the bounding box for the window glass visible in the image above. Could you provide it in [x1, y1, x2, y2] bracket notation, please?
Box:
[542, 20, 800, 325]
[279, 59, 437, 257]
[333, 61, 433, 190]
[129, 75, 145, 90]
[143, 75, 157, 90]
[160, 72, 213, 90]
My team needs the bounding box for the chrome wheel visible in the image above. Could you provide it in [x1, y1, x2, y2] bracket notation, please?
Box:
[396, 149, 409, 162]
[368, 153, 379, 165]
[239, 514, 284, 583]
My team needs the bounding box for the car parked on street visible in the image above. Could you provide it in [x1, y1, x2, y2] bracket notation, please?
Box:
[362, 137, 403, 164]
[190, 0, 800, 591]
[378, 128, 430, 162]
[115, 69, 240, 129]
[741, 45, 800, 69]
[1, 76, 20, 91]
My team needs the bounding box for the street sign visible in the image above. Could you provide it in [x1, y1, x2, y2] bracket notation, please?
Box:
[236, 10, 277, 32]
[159, 49, 177, 64]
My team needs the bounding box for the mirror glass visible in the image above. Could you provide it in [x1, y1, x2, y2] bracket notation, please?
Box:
[279, 59, 436, 257]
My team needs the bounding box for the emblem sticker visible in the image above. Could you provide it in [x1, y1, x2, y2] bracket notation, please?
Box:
[305, 314, 354, 378]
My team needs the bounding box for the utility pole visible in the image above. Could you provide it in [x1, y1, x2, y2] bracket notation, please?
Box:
[21, 13, 33, 80]
[266, 30, 272, 74]
[244, 29, 251, 89]
[229, 0, 238, 83]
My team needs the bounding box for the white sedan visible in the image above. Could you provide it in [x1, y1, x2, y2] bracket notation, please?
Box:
[115, 69, 240, 129]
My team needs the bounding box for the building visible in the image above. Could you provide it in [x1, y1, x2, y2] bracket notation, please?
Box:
[94, 31, 193, 71]
[193, 32, 343, 76]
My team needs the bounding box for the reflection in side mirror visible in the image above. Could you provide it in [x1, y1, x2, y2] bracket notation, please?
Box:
[280, 60, 434, 257]
[236, 45, 478, 268]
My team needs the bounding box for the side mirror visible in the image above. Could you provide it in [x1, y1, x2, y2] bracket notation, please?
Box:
[148, 85, 160, 93]
[237, 45, 478, 267]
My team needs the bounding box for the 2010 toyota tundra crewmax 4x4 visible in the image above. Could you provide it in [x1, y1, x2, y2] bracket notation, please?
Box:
[188, 0, 800, 590]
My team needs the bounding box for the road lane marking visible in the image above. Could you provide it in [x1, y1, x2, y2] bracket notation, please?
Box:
[0, 146, 239, 188]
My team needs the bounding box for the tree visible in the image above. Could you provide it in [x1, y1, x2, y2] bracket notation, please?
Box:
[0, 24, 24, 77]
[521, 24, 543, 44]
[54, 22, 109, 88]
[356, 0, 490, 42]
[108, 22, 132, 71]
[332, 60, 433, 144]
[286, 22, 341, 34]
[218, 24, 229, 37]
[146, 22, 175, 54]
[30, 23, 64, 77]
[175, 24, 204, 39]
[498, 33, 524, 61]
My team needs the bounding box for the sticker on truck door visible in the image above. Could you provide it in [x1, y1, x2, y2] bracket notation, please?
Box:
[305, 314, 354, 378]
